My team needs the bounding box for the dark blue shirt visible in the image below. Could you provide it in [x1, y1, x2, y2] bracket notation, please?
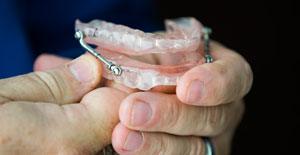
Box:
[0, 0, 160, 78]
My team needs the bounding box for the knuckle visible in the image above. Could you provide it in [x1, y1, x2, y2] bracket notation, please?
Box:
[141, 133, 180, 155]
[213, 62, 229, 77]
[34, 71, 66, 103]
[230, 101, 245, 128]
[232, 53, 253, 98]
[200, 106, 227, 135]
[213, 106, 229, 132]
[159, 136, 169, 155]
[212, 54, 252, 104]
[165, 99, 182, 131]
[203, 63, 229, 105]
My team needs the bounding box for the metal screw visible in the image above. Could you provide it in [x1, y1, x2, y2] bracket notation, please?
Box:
[75, 31, 123, 76]
[203, 27, 213, 63]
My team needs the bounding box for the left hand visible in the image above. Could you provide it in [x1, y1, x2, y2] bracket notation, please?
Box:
[36, 41, 253, 155]
[111, 42, 253, 155]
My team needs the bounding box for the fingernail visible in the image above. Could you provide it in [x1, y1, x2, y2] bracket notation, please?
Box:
[69, 56, 94, 82]
[123, 131, 143, 151]
[131, 101, 152, 126]
[186, 80, 204, 103]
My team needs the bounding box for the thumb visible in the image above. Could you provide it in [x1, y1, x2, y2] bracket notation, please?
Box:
[0, 54, 102, 104]
[34, 54, 71, 71]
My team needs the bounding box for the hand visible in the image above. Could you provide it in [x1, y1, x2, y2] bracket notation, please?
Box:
[0, 54, 127, 154]
[111, 42, 253, 155]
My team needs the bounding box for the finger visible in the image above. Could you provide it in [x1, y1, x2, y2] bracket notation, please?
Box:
[112, 123, 207, 155]
[119, 92, 243, 136]
[0, 54, 102, 104]
[79, 87, 128, 149]
[0, 88, 127, 154]
[176, 42, 253, 106]
[34, 54, 71, 71]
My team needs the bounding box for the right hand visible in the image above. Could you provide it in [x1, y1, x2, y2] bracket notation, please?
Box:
[0, 54, 127, 154]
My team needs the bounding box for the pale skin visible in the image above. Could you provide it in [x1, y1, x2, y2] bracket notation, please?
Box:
[0, 42, 253, 155]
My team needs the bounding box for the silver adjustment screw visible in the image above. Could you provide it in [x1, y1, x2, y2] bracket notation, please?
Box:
[110, 64, 122, 76]
[75, 30, 123, 76]
[203, 27, 213, 63]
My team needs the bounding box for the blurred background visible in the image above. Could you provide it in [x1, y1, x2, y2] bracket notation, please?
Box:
[0, 0, 296, 154]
